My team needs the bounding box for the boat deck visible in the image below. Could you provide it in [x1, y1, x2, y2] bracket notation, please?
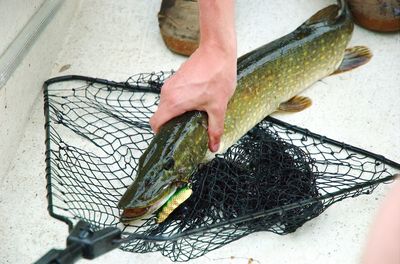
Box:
[1, 0, 399, 263]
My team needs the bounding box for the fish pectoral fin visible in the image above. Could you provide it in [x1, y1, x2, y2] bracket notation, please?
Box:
[332, 46, 373, 75]
[278, 96, 312, 112]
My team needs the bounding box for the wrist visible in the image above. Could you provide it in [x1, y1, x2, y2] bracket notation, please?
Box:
[199, 38, 237, 61]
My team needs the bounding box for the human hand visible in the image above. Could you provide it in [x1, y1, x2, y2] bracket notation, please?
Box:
[149, 44, 237, 152]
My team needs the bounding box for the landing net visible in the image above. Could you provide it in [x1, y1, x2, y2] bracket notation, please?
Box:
[43, 72, 399, 261]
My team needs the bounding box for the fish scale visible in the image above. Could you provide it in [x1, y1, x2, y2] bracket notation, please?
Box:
[118, 3, 364, 223]
[209, 26, 352, 158]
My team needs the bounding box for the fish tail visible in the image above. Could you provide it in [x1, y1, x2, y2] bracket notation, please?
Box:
[337, 0, 346, 15]
[304, 0, 350, 26]
[337, 0, 350, 19]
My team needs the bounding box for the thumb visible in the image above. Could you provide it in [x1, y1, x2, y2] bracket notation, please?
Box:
[207, 105, 226, 152]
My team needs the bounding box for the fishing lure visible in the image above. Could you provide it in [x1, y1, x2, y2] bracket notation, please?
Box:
[156, 186, 193, 224]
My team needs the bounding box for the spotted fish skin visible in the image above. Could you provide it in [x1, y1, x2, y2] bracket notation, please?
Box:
[214, 4, 353, 157]
[118, 3, 353, 223]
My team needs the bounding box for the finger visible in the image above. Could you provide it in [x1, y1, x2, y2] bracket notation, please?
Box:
[207, 105, 226, 152]
[150, 102, 185, 133]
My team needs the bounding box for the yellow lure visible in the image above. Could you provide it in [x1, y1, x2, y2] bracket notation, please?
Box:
[156, 187, 193, 224]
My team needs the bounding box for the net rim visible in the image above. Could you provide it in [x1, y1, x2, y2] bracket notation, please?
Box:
[43, 74, 400, 237]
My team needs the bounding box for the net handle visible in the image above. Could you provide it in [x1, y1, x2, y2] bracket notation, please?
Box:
[34, 221, 122, 264]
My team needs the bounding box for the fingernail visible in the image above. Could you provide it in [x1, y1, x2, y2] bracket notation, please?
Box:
[211, 143, 220, 152]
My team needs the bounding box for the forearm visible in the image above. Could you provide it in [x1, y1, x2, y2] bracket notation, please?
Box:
[199, 0, 236, 55]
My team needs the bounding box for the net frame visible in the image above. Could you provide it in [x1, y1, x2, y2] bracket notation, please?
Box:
[43, 73, 400, 262]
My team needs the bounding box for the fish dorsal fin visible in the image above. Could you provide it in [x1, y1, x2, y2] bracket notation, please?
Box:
[304, 5, 339, 25]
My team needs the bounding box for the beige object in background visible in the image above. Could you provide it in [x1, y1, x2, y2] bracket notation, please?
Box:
[158, 0, 200, 56]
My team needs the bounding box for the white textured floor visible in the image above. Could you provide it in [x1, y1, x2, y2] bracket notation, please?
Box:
[1, 0, 399, 263]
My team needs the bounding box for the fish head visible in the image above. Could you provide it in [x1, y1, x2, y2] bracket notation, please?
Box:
[118, 111, 208, 223]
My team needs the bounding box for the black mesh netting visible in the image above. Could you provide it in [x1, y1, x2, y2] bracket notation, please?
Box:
[44, 72, 400, 262]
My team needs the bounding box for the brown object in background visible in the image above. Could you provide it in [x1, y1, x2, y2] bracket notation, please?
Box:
[158, 0, 200, 56]
[347, 0, 400, 32]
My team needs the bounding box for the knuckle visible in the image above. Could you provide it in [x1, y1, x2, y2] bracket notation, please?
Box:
[160, 82, 177, 94]
[161, 84, 172, 94]
[171, 101, 185, 112]
[163, 94, 180, 108]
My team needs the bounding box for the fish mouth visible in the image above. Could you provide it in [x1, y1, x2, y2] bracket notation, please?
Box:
[120, 184, 178, 224]
[121, 206, 152, 223]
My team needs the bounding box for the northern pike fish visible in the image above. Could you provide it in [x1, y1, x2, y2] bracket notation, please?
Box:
[118, 1, 371, 223]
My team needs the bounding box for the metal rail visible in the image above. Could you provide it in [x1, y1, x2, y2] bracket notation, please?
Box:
[0, 0, 63, 89]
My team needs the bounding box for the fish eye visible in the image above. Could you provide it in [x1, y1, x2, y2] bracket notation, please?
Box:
[163, 158, 175, 171]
